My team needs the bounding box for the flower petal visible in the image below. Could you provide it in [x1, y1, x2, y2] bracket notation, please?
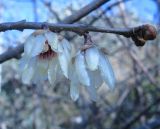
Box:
[61, 42, 71, 63]
[55, 63, 64, 82]
[85, 47, 99, 71]
[21, 58, 36, 84]
[32, 58, 49, 84]
[22, 67, 34, 84]
[61, 38, 71, 51]
[30, 34, 46, 57]
[69, 66, 79, 101]
[70, 81, 79, 101]
[19, 56, 30, 71]
[89, 70, 103, 89]
[45, 31, 58, 51]
[48, 58, 58, 86]
[58, 43, 69, 78]
[98, 52, 116, 89]
[86, 70, 100, 101]
[75, 52, 90, 86]
[24, 35, 35, 56]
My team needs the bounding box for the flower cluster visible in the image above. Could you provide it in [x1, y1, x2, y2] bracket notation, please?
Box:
[20, 30, 116, 101]
[69, 45, 115, 101]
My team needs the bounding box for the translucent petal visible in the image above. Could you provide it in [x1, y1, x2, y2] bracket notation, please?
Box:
[48, 58, 58, 85]
[30, 34, 46, 57]
[75, 52, 90, 86]
[24, 35, 35, 56]
[85, 47, 99, 71]
[86, 70, 100, 101]
[98, 52, 116, 89]
[89, 70, 103, 88]
[61, 42, 71, 63]
[55, 63, 64, 83]
[19, 56, 30, 71]
[57, 42, 63, 53]
[61, 38, 71, 51]
[45, 31, 58, 51]
[70, 66, 79, 101]
[58, 43, 69, 78]
[22, 67, 34, 84]
[21, 58, 36, 84]
[33, 58, 49, 83]
[70, 81, 79, 101]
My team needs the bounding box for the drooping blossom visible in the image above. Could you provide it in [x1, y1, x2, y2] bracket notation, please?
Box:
[19, 30, 71, 85]
[19, 31, 116, 101]
[69, 45, 116, 101]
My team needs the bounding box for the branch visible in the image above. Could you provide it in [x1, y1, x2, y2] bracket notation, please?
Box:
[0, 44, 23, 63]
[121, 97, 160, 129]
[0, 0, 109, 64]
[0, 21, 156, 37]
[60, 0, 110, 24]
[135, 118, 160, 129]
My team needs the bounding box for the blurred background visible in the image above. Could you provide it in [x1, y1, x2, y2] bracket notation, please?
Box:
[0, 0, 160, 129]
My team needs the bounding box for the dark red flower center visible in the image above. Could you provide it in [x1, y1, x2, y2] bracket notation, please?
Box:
[38, 40, 57, 59]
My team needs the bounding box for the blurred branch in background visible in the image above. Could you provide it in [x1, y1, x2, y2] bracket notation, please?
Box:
[102, 12, 157, 86]
[32, 0, 38, 22]
[41, 0, 61, 22]
[122, 97, 160, 129]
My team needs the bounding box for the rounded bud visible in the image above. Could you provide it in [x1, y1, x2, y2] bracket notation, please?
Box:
[142, 24, 157, 40]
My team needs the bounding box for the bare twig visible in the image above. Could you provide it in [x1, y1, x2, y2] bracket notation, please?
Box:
[0, 21, 154, 37]
[41, 0, 61, 22]
[60, 0, 110, 24]
[64, 0, 131, 41]
[0, 0, 109, 64]
[0, 44, 23, 63]
[32, 0, 38, 22]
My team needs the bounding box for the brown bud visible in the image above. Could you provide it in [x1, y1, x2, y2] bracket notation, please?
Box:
[142, 24, 157, 40]
[131, 24, 157, 47]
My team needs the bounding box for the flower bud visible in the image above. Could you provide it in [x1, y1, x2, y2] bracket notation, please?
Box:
[142, 24, 157, 40]
[132, 24, 157, 46]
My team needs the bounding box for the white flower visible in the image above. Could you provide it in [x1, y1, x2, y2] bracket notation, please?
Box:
[75, 51, 90, 86]
[19, 30, 71, 85]
[69, 64, 80, 101]
[19, 30, 116, 101]
[85, 47, 99, 71]
[98, 51, 116, 89]
[69, 45, 116, 101]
